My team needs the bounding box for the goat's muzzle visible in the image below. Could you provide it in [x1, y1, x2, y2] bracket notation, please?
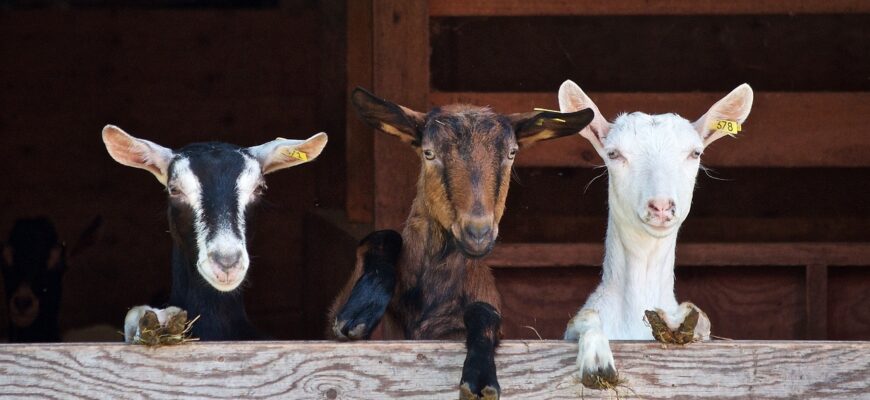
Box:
[455, 216, 497, 259]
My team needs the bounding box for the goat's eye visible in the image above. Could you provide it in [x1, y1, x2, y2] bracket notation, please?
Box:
[253, 182, 267, 197]
[607, 150, 622, 160]
[168, 185, 183, 197]
[423, 149, 436, 160]
[507, 147, 518, 160]
[689, 149, 702, 159]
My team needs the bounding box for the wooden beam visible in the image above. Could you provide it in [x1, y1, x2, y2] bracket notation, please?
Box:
[0, 341, 866, 399]
[345, 0, 376, 223]
[372, 0, 429, 230]
[431, 91, 870, 167]
[806, 264, 829, 340]
[430, 0, 870, 16]
[486, 243, 870, 267]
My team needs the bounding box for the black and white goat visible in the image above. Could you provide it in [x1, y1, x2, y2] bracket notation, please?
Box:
[102, 125, 327, 341]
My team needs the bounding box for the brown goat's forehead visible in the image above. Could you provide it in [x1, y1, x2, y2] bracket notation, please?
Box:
[423, 105, 514, 147]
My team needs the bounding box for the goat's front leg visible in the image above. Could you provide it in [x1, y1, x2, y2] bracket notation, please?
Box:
[330, 230, 401, 340]
[565, 309, 618, 389]
[459, 302, 501, 400]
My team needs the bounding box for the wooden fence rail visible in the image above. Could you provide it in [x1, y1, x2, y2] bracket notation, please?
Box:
[0, 341, 867, 399]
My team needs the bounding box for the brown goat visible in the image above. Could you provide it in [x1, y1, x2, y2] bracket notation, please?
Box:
[329, 88, 593, 399]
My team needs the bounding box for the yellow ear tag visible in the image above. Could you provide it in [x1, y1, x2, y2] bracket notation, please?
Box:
[709, 119, 742, 136]
[281, 148, 308, 161]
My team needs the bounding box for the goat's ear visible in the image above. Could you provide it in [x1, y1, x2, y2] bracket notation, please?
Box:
[246, 132, 328, 174]
[351, 87, 426, 146]
[102, 125, 174, 185]
[509, 108, 594, 148]
[693, 83, 754, 147]
[67, 216, 103, 267]
[46, 244, 64, 271]
[558, 80, 611, 157]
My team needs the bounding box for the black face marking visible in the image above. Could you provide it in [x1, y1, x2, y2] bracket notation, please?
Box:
[180, 143, 247, 241]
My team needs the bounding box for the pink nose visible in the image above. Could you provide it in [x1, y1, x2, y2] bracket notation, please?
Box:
[210, 264, 242, 284]
[647, 198, 675, 221]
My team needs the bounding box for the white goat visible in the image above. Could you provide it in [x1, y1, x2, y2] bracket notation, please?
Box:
[559, 80, 754, 388]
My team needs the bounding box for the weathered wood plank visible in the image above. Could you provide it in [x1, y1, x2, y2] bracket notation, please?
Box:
[431, 91, 870, 167]
[486, 243, 870, 267]
[0, 341, 866, 399]
[430, 0, 870, 16]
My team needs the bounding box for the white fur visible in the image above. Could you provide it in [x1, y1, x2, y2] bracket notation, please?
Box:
[559, 80, 752, 383]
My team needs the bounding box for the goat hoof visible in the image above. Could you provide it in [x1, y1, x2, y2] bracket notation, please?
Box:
[580, 365, 619, 390]
[459, 383, 499, 400]
[332, 318, 369, 341]
[165, 310, 188, 336]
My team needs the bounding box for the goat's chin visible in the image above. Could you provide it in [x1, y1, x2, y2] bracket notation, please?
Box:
[456, 241, 494, 259]
[640, 221, 680, 238]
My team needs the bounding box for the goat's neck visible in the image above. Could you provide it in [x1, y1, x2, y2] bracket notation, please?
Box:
[601, 202, 679, 313]
[399, 196, 470, 284]
[169, 244, 256, 340]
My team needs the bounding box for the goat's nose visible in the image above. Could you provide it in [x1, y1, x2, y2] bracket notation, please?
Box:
[464, 222, 492, 243]
[647, 198, 676, 220]
[209, 251, 242, 271]
[13, 296, 33, 311]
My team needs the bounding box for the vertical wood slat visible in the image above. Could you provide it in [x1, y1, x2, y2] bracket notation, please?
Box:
[345, 0, 375, 223]
[806, 264, 829, 339]
[372, 0, 428, 230]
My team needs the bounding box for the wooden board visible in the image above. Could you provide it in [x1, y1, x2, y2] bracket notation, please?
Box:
[345, 0, 376, 223]
[486, 243, 870, 268]
[431, 92, 870, 167]
[430, 0, 870, 16]
[0, 341, 867, 399]
[372, 0, 429, 230]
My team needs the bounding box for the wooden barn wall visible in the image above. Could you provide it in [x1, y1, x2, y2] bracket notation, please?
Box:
[0, 4, 347, 340]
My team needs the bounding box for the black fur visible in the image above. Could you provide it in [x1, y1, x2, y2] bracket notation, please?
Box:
[460, 301, 502, 397]
[335, 230, 402, 339]
[1, 218, 64, 343]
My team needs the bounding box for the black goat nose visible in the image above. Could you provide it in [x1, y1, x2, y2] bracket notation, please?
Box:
[464, 224, 492, 242]
[13, 296, 33, 311]
[209, 251, 242, 271]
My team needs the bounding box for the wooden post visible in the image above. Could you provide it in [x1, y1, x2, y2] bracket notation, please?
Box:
[345, 0, 376, 223]
[806, 264, 829, 339]
[371, 0, 429, 230]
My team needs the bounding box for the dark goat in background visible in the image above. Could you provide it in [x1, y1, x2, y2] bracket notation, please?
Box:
[1, 216, 101, 342]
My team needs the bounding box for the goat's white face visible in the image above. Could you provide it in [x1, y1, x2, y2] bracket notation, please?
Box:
[603, 113, 703, 237]
[102, 126, 328, 292]
[559, 80, 753, 238]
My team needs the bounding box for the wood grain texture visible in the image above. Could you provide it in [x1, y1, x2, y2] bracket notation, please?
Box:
[429, 0, 870, 16]
[345, 0, 376, 223]
[372, 0, 429, 230]
[486, 243, 870, 268]
[430, 92, 870, 167]
[0, 341, 867, 399]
